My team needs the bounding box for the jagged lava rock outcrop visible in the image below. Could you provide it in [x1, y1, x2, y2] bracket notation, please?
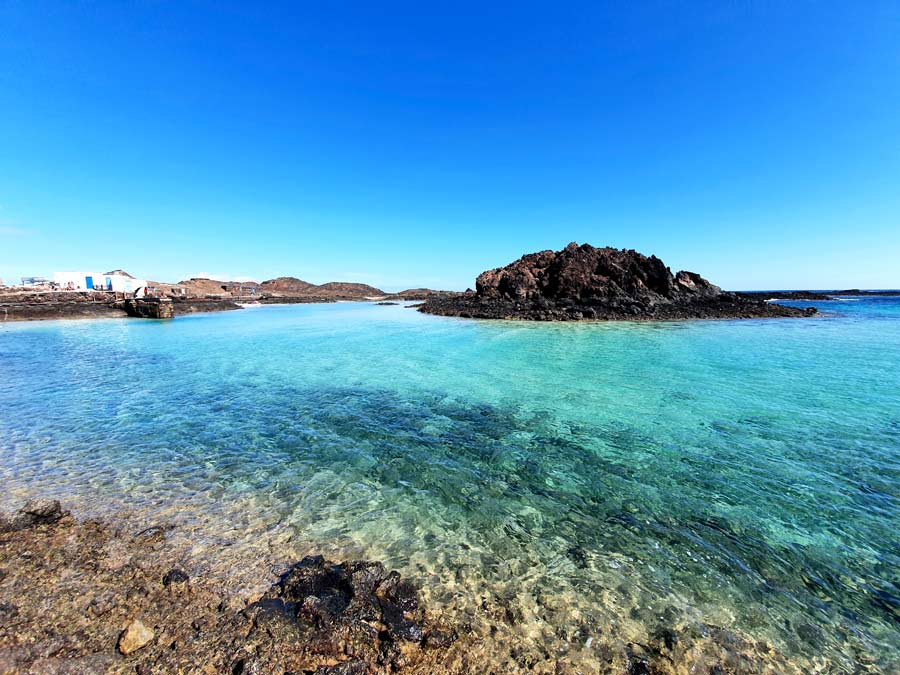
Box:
[420, 243, 817, 321]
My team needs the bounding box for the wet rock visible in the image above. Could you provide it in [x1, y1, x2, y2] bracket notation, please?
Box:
[134, 524, 174, 541]
[796, 621, 824, 646]
[377, 571, 419, 613]
[6, 499, 68, 530]
[88, 592, 117, 617]
[162, 567, 190, 586]
[424, 629, 457, 649]
[0, 602, 19, 623]
[316, 660, 369, 674]
[566, 545, 589, 569]
[262, 556, 428, 646]
[627, 657, 654, 675]
[118, 619, 155, 655]
[652, 626, 678, 651]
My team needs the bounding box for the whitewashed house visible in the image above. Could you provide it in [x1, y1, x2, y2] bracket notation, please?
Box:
[54, 270, 148, 294]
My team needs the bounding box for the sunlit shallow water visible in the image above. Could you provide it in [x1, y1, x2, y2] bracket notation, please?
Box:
[1, 299, 899, 673]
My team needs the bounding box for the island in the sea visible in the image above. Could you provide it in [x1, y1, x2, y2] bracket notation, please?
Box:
[420, 242, 817, 320]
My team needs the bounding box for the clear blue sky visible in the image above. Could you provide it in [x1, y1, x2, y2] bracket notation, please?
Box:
[1, 2, 898, 291]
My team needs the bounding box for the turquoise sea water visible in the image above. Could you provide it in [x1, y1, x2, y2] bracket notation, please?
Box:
[1, 298, 899, 673]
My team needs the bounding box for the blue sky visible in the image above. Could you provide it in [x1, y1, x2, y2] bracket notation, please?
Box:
[1, 2, 898, 291]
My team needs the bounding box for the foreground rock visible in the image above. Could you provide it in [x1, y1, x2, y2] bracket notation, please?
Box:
[0, 499, 820, 674]
[421, 243, 817, 321]
[0, 501, 460, 675]
[117, 620, 154, 655]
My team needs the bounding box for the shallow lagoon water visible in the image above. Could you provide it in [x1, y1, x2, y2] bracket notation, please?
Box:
[1, 299, 899, 673]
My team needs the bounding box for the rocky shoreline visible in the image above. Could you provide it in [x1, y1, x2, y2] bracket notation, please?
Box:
[0, 292, 455, 322]
[0, 499, 833, 675]
[0, 500, 461, 675]
[0, 292, 244, 322]
[420, 243, 818, 321]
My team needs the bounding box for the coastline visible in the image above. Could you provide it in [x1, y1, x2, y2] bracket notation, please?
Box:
[419, 295, 817, 321]
[0, 500, 462, 675]
[0, 292, 447, 323]
[0, 292, 245, 323]
[0, 498, 830, 675]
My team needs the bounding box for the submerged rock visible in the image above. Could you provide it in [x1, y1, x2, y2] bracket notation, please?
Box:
[118, 619, 155, 655]
[162, 567, 190, 586]
[420, 243, 817, 321]
[0, 499, 68, 531]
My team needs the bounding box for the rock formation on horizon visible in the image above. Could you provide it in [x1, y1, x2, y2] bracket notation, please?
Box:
[150, 276, 387, 301]
[420, 242, 816, 321]
[258, 276, 316, 294]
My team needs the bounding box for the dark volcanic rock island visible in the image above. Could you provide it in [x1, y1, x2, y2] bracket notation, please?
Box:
[420, 243, 817, 321]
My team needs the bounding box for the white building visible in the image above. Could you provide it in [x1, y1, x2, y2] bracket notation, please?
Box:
[54, 270, 148, 295]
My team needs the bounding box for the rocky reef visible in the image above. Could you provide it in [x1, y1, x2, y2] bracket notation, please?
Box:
[420, 243, 817, 321]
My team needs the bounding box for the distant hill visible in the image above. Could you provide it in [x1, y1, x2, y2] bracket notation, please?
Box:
[173, 278, 234, 296]
[314, 282, 384, 298]
[258, 277, 316, 294]
[149, 276, 385, 300]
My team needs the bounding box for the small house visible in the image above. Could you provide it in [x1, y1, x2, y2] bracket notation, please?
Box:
[54, 270, 148, 294]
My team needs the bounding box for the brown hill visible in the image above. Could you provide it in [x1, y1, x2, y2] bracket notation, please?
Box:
[148, 276, 385, 301]
[314, 282, 384, 299]
[258, 277, 316, 294]
[389, 288, 459, 300]
[173, 278, 232, 296]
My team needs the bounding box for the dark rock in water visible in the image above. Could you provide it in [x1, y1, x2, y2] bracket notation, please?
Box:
[795, 621, 824, 646]
[19, 499, 66, 524]
[256, 555, 430, 649]
[424, 629, 457, 649]
[135, 524, 174, 541]
[565, 545, 589, 569]
[420, 243, 817, 321]
[376, 301, 400, 305]
[0, 602, 19, 622]
[162, 568, 190, 586]
[652, 626, 679, 651]
[627, 656, 654, 674]
[1, 499, 68, 531]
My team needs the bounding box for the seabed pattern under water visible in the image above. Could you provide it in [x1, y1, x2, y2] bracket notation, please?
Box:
[1, 298, 898, 673]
